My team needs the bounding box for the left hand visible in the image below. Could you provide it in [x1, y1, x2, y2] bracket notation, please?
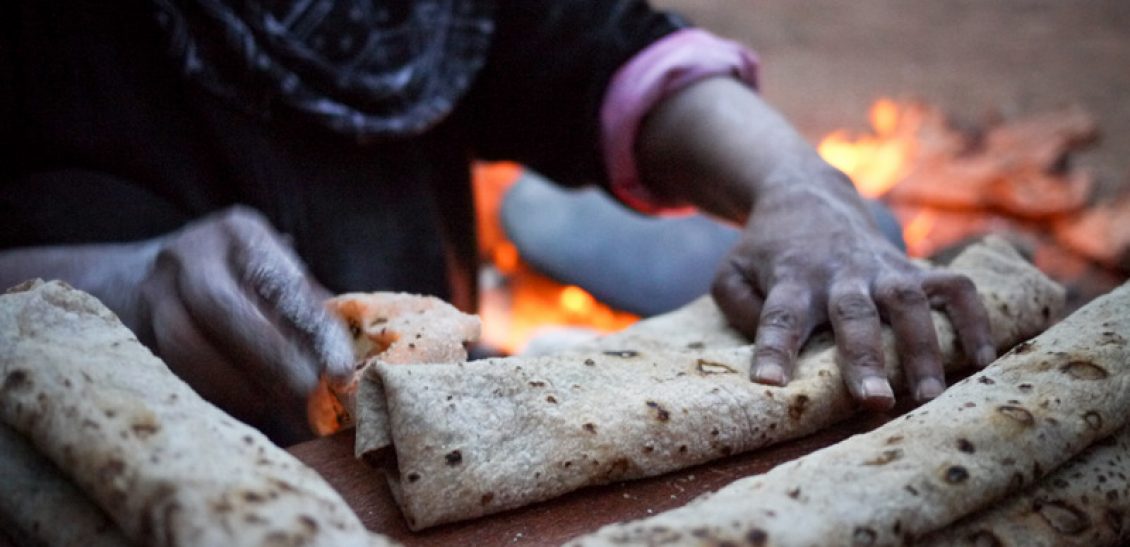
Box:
[710, 163, 995, 409]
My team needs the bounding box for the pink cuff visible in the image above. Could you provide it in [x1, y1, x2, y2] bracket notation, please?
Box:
[601, 28, 760, 215]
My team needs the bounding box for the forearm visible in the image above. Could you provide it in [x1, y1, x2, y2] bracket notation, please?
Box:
[0, 240, 160, 331]
[636, 77, 864, 223]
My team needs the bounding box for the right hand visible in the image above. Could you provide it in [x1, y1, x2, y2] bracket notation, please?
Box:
[134, 206, 353, 444]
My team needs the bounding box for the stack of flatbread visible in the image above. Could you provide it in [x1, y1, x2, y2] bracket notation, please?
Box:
[0, 280, 395, 547]
[570, 274, 1130, 546]
[351, 237, 1068, 530]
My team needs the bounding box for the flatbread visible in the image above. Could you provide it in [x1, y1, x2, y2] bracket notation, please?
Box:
[0, 280, 393, 547]
[360, 237, 1063, 530]
[569, 276, 1130, 546]
[920, 425, 1130, 546]
[0, 422, 129, 547]
[308, 292, 479, 435]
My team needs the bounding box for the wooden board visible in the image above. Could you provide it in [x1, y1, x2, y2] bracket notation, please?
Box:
[287, 407, 907, 546]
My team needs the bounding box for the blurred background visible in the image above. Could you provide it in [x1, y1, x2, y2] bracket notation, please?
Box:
[476, 0, 1130, 354]
[660, 0, 1130, 198]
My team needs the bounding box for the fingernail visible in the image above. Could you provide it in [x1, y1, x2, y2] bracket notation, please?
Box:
[860, 377, 894, 400]
[976, 346, 997, 368]
[754, 364, 787, 386]
[915, 377, 946, 401]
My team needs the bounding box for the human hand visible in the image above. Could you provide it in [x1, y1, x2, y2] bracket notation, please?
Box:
[710, 164, 995, 410]
[135, 206, 353, 443]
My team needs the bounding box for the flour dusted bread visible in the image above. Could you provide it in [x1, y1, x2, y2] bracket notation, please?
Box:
[920, 424, 1130, 546]
[0, 422, 129, 547]
[360, 237, 1063, 530]
[0, 280, 393, 547]
[570, 278, 1130, 547]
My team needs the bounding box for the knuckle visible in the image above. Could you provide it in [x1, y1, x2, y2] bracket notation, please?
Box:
[760, 306, 801, 331]
[755, 343, 793, 364]
[219, 205, 272, 234]
[947, 274, 977, 295]
[711, 268, 741, 302]
[932, 273, 976, 297]
[831, 293, 877, 321]
[844, 352, 883, 372]
[877, 282, 927, 308]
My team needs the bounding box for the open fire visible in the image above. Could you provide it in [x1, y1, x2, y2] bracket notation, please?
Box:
[475, 100, 1129, 353]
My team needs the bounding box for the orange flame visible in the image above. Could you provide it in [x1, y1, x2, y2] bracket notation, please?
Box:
[473, 162, 638, 354]
[818, 98, 915, 198]
[817, 98, 934, 255]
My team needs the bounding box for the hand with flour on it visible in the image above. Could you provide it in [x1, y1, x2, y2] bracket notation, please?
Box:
[636, 78, 995, 409]
[0, 206, 353, 443]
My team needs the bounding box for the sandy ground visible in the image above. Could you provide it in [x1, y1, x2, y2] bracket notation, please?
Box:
[656, 0, 1130, 198]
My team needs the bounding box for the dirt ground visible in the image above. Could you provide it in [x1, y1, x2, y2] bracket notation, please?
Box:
[656, 0, 1130, 198]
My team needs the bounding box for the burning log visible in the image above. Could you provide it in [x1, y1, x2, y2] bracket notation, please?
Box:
[820, 99, 1125, 308]
[884, 105, 1097, 220]
[1054, 192, 1130, 272]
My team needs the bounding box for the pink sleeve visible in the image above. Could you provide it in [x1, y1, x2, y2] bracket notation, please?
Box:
[600, 28, 760, 215]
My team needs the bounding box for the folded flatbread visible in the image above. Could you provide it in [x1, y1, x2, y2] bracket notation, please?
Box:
[308, 292, 480, 435]
[0, 422, 129, 547]
[359, 237, 1064, 530]
[569, 276, 1130, 546]
[920, 424, 1130, 547]
[0, 280, 393, 547]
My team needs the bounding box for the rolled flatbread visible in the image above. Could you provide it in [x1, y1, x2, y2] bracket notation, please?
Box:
[920, 425, 1130, 546]
[361, 237, 1064, 530]
[0, 280, 393, 547]
[0, 422, 128, 547]
[569, 277, 1130, 546]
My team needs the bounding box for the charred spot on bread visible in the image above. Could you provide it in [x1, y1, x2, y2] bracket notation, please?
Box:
[645, 401, 670, 421]
[944, 465, 970, 484]
[1084, 411, 1103, 430]
[1035, 500, 1091, 535]
[996, 405, 1035, 426]
[1061, 360, 1109, 380]
[602, 350, 640, 358]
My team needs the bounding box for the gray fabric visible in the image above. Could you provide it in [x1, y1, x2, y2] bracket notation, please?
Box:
[501, 171, 906, 317]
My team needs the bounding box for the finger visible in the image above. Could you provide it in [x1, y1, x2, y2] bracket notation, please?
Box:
[828, 281, 894, 411]
[169, 244, 321, 398]
[751, 283, 813, 386]
[232, 229, 353, 381]
[146, 271, 311, 443]
[710, 256, 764, 339]
[923, 272, 996, 368]
[145, 266, 257, 412]
[874, 278, 945, 402]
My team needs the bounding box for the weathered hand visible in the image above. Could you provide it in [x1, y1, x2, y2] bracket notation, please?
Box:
[135, 206, 353, 443]
[710, 165, 995, 410]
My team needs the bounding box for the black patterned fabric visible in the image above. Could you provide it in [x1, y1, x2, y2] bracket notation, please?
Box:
[1, 0, 684, 308]
[153, 0, 495, 137]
